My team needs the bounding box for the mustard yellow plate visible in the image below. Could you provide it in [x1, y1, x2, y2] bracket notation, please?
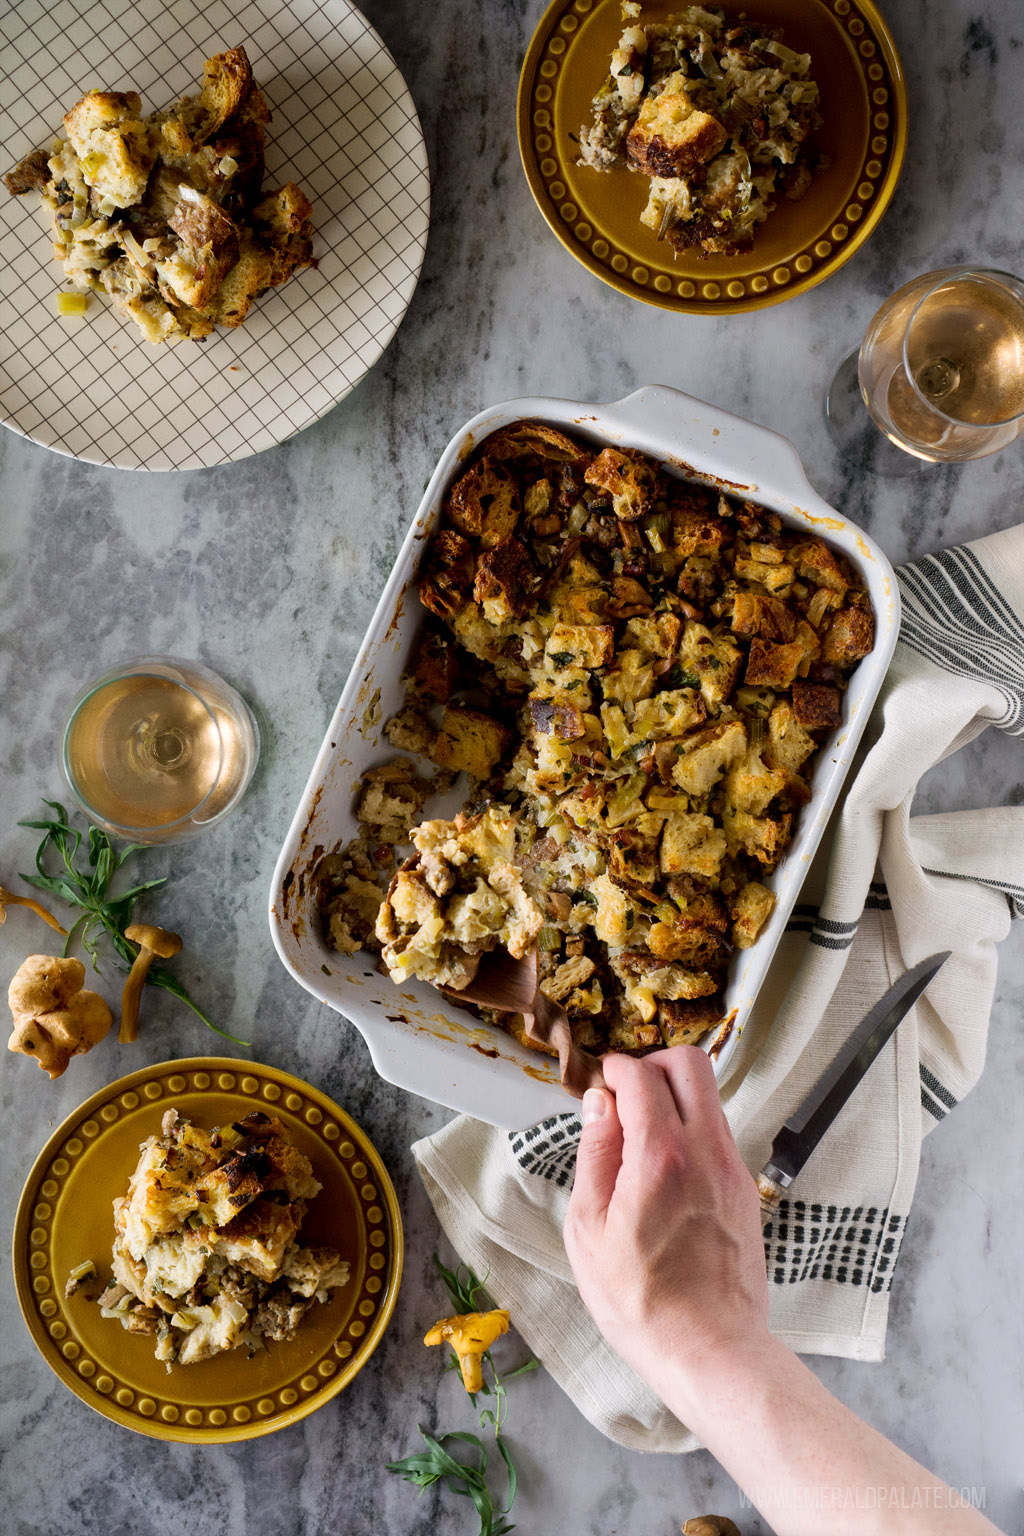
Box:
[13, 1058, 403, 1443]
[519, 0, 907, 313]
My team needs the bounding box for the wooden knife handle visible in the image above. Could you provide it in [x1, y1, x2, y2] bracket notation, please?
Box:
[757, 1171, 787, 1228]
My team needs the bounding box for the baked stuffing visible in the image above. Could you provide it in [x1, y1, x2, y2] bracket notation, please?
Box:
[5, 46, 315, 343]
[578, 4, 823, 257]
[97, 1109, 349, 1366]
[319, 421, 874, 1071]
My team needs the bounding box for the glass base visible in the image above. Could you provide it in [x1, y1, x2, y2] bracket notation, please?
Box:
[825, 351, 936, 478]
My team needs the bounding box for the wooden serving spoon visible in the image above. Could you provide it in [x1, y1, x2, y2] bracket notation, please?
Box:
[441, 945, 605, 1100]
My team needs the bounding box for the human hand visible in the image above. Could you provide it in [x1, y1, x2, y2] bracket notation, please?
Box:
[563, 1048, 769, 1407]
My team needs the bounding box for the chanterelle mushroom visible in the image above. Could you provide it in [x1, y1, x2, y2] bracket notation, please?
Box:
[423, 1308, 510, 1393]
[8, 954, 113, 1078]
[119, 923, 183, 1043]
[0, 884, 67, 934]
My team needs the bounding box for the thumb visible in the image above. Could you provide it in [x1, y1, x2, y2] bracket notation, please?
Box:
[568, 1088, 624, 1230]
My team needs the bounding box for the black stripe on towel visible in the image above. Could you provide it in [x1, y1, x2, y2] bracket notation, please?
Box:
[785, 903, 859, 948]
[809, 930, 856, 951]
[509, 1113, 582, 1187]
[920, 865, 1024, 920]
[921, 1089, 946, 1121]
[920, 1063, 958, 1110]
[763, 1201, 908, 1293]
[896, 550, 1024, 733]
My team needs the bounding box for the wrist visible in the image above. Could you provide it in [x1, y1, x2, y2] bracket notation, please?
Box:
[641, 1326, 792, 1434]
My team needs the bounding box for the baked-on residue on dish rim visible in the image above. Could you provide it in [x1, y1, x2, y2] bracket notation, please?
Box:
[270, 386, 898, 1130]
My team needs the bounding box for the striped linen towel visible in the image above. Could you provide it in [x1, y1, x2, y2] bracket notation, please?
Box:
[413, 524, 1024, 1453]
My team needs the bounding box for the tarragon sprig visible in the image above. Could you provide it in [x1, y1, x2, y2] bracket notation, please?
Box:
[386, 1256, 537, 1536]
[17, 799, 246, 1044]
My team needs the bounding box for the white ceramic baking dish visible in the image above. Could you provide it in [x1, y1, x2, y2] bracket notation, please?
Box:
[269, 386, 898, 1130]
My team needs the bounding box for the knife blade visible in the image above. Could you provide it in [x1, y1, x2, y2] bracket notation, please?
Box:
[757, 950, 951, 1226]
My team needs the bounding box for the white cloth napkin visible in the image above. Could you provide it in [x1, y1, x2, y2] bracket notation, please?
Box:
[413, 525, 1024, 1454]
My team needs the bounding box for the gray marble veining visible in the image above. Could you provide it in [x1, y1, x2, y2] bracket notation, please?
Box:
[2, 1, 1023, 1532]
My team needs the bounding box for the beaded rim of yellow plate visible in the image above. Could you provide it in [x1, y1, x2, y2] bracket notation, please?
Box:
[518, 0, 908, 315]
[12, 1058, 403, 1443]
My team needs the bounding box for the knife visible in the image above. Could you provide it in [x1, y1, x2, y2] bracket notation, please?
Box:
[757, 951, 951, 1227]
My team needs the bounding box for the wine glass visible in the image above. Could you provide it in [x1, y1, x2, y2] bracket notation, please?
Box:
[62, 656, 260, 844]
[825, 267, 1024, 475]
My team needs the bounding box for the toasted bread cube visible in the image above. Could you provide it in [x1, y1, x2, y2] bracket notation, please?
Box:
[623, 613, 682, 657]
[253, 183, 316, 285]
[633, 687, 705, 742]
[822, 606, 875, 667]
[389, 870, 441, 928]
[160, 188, 239, 309]
[4, 148, 50, 197]
[414, 629, 460, 702]
[63, 90, 154, 207]
[791, 682, 842, 730]
[744, 636, 807, 689]
[197, 45, 255, 141]
[600, 701, 632, 759]
[724, 807, 792, 867]
[209, 234, 276, 327]
[764, 700, 817, 773]
[647, 911, 724, 967]
[546, 622, 615, 670]
[176, 1293, 250, 1365]
[731, 881, 776, 949]
[529, 692, 587, 741]
[601, 649, 658, 707]
[626, 74, 728, 177]
[542, 954, 597, 1003]
[670, 719, 746, 797]
[591, 874, 635, 946]
[482, 421, 589, 464]
[730, 591, 796, 643]
[584, 446, 659, 520]
[430, 706, 509, 779]
[447, 460, 521, 548]
[679, 622, 742, 711]
[658, 995, 723, 1047]
[724, 748, 788, 816]
[660, 813, 727, 878]
[474, 536, 535, 622]
[419, 529, 475, 621]
[734, 555, 795, 593]
[638, 964, 719, 1002]
[792, 538, 850, 596]
[670, 500, 729, 557]
[608, 825, 660, 885]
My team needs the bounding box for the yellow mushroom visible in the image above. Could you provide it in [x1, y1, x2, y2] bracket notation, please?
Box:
[0, 885, 67, 935]
[119, 923, 183, 1043]
[423, 1308, 510, 1393]
[8, 954, 113, 1078]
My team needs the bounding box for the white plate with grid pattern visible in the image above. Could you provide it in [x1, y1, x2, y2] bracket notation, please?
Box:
[0, 0, 430, 470]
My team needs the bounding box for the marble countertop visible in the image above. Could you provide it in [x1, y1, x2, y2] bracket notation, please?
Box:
[2, 1, 1022, 1532]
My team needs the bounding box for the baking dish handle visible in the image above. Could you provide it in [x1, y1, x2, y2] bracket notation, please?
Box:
[596, 383, 821, 505]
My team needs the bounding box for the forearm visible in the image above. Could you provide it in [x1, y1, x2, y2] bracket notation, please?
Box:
[649, 1333, 1000, 1536]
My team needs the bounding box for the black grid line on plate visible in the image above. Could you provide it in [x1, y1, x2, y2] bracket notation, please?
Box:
[0, 0, 430, 470]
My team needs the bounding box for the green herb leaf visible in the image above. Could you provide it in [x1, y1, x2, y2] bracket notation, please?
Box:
[17, 800, 241, 1043]
[387, 1258, 537, 1534]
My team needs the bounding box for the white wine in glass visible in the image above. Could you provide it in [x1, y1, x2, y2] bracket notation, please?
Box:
[826, 267, 1024, 473]
[62, 657, 260, 844]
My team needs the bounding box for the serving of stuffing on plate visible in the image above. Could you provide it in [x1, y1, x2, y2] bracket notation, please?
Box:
[578, 3, 823, 257]
[4, 45, 315, 343]
[96, 1108, 349, 1366]
[316, 420, 874, 1082]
